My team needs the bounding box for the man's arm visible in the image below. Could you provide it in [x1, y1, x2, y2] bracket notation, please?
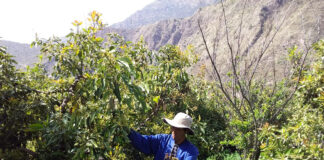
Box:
[128, 130, 162, 155]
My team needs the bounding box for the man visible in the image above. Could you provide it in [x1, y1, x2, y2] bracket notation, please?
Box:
[128, 112, 199, 160]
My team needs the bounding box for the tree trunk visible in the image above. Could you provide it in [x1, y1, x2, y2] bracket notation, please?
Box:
[251, 139, 261, 160]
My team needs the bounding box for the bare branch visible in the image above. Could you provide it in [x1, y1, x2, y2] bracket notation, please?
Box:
[270, 50, 277, 97]
[235, 0, 248, 62]
[198, 19, 245, 119]
[220, 0, 258, 121]
[9, 81, 62, 95]
[212, 16, 223, 62]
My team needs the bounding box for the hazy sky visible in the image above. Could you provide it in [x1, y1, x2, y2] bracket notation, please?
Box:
[0, 0, 154, 44]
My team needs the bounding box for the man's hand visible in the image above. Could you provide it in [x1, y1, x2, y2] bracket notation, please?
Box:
[120, 125, 131, 135]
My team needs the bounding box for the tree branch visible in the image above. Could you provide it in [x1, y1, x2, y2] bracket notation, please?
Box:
[60, 75, 83, 113]
[18, 147, 38, 158]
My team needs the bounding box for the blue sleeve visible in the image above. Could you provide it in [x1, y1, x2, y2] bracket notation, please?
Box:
[185, 155, 198, 160]
[128, 130, 162, 155]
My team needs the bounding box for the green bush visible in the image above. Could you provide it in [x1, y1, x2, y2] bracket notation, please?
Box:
[259, 40, 324, 160]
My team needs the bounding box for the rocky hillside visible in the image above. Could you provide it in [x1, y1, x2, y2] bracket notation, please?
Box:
[0, 40, 40, 69]
[112, 0, 324, 78]
[110, 0, 219, 29]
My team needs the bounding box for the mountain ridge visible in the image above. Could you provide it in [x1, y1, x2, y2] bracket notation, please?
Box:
[0, 40, 40, 69]
[110, 0, 219, 29]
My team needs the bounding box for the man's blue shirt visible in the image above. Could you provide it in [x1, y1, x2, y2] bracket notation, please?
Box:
[128, 130, 199, 160]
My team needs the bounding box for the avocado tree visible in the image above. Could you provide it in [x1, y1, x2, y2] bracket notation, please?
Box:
[14, 11, 201, 159]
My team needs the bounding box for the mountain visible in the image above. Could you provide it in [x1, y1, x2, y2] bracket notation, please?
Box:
[2, 0, 219, 69]
[109, 0, 324, 78]
[0, 40, 40, 69]
[2, 0, 323, 77]
[110, 0, 219, 29]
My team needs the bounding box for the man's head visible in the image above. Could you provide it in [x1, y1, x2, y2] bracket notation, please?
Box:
[163, 112, 194, 136]
[171, 126, 187, 142]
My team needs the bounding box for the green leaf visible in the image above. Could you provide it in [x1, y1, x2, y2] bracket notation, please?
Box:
[24, 123, 44, 132]
[38, 54, 44, 61]
[26, 110, 32, 115]
[153, 96, 160, 104]
[117, 56, 135, 74]
[113, 81, 121, 102]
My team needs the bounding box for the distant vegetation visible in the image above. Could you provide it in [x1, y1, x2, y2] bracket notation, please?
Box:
[0, 10, 323, 160]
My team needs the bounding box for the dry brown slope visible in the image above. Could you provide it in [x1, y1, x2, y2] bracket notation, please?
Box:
[120, 0, 324, 78]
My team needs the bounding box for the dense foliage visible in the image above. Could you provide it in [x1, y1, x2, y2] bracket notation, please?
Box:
[259, 41, 324, 159]
[0, 11, 323, 160]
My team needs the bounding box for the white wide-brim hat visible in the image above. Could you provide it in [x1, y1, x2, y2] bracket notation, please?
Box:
[163, 112, 194, 135]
